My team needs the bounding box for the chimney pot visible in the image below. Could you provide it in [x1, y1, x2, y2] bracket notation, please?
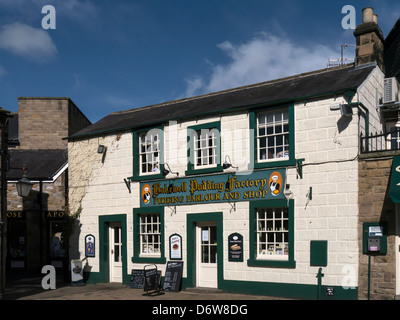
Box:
[362, 7, 374, 23]
[354, 7, 385, 72]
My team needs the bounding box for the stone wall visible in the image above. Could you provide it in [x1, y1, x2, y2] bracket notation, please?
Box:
[7, 172, 67, 211]
[17, 97, 91, 150]
[358, 156, 397, 300]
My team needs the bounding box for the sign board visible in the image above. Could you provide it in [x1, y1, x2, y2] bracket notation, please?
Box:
[390, 156, 400, 203]
[363, 222, 387, 255]
[228, 233, 243, 262]
[368, 226, 383, 237]
[130, 269, 145, 289]
[85, 234, 95, 257]
[140, 169, 285, 207]
[71, 259, 84, 286]
[169, 234, 182, 260]
[143, 267, 161, 293]
[162, 261, 184, 292]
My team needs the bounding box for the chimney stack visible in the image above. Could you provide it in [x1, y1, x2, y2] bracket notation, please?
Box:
[354, 7, 385, 72]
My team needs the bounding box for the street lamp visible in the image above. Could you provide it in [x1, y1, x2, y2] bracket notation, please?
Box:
[16, 168, 33, 197]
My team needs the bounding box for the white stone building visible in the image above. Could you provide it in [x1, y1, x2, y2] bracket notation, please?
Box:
[66, 9, 390, 299]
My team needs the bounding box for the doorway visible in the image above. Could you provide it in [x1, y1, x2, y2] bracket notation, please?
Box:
[186, 212, 223, 290]
[99, 214, 127, 284]
[197, 222, 218, 288]
[109, 222, 122, 283]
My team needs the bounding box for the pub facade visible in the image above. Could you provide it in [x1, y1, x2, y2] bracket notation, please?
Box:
[67, 56, 385, 299]
[66, 8, 400, 299]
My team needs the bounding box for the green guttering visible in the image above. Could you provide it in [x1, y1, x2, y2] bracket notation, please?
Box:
[65, 87, 360, 142]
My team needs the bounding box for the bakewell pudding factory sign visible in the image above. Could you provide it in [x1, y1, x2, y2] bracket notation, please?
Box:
[140, 169, 285, 207]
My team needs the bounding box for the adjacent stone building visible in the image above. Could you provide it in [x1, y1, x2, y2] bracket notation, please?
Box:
[6, 97, 91, 274]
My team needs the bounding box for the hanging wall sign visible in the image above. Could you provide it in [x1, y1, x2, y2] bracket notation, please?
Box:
[169, 234, 182, 260]
[140, 169, 285, 207]
[228, 233, 243, 262]
[85, 234, 95, 257]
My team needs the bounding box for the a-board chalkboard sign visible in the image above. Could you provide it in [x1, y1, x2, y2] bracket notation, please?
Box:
[162, 261, 183, 292]
[129, 269, 144, 289]
[129, 269, 162, 290]
[143, 266, 162, 294]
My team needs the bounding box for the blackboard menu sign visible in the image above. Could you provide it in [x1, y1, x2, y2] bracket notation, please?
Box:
[129, 269, 144, 289]
[228, 233, 243, 262]
[162, 261, 183, 292]
[144, 267, 161, 292]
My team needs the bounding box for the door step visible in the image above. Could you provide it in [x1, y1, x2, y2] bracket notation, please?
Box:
[185, 287, 223, 294]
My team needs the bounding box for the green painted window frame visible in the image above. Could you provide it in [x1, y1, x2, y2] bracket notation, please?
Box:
[249, 105, 296, 169]
[248, 199, 296, 268]
[185, 121, 223, 176]
[132, 206, 166, 264]
[130, 125, 165, 182]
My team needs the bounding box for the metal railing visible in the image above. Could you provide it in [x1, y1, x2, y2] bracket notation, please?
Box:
[360, 128, 400, 153]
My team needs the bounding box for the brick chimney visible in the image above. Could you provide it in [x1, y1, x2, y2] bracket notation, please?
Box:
[354, 7, 385, 72]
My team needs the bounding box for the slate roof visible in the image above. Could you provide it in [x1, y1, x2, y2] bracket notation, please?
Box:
[7, 149, 67, 180]
[67, 64, 376, 141]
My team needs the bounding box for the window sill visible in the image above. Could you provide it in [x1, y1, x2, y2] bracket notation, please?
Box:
[247, 258, 296, 268]
[131, 256, 166, 264]
[185, 165, 223, 176]
[250, 158, 296, 170]
[128, 173, 165, 182]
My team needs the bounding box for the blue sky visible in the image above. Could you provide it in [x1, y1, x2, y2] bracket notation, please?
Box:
[0, 1, 399, 123]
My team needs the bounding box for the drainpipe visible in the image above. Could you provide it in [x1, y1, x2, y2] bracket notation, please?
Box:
[316, 268, 324, 300]
[368, 255, 371, 300]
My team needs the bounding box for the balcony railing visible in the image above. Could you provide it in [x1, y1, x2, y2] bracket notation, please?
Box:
[360, 128, 400, 153]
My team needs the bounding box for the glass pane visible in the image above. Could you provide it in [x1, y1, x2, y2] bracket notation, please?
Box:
[210, 227, 217, 244]
[114, 227, 120, 243]
[50, 221, 66, 258]
[9, 221, 26, 259]
[201, 245, 209, 263]
[114, 245, 120, 262]
[210, 245, 217, 263]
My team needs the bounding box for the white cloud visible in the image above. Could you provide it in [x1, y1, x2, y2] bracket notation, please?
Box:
[183, 32, 338, 97]
[0, 22, 57, 62]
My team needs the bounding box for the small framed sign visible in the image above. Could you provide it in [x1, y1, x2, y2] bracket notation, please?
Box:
[228, 233, 243, 262]
[169, 234, 182, 260]
[85, 234, 95, 257]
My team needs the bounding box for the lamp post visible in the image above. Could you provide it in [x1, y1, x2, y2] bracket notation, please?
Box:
[16, 169, 33, 198]
[0, 109, 11, 300]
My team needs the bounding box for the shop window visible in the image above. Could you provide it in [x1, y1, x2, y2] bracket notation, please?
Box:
[132, 206, 166, 264]
[390, 127, 400, 150]
[140, 213, 161, 256]
[186, 121, 222, 175]
[256, 207, 289, 260]
[249, 105, 295, 169]
[49, 221, 67, 258]
[8, 219, 26, 269]
[248, 199, 295, 268]
[131, 126, 164, 181]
